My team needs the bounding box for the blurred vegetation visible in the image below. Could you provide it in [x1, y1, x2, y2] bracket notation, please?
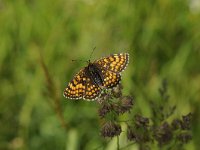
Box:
[0, 0, 200, 150]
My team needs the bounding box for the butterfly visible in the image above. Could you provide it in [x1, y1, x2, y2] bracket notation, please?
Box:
[63, 53, 129, 101]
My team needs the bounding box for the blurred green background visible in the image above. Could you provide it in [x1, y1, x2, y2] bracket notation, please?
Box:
[0, 0, 200, 149]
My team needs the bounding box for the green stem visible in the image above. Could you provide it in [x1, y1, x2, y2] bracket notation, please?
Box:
[117, 136, 120, 150]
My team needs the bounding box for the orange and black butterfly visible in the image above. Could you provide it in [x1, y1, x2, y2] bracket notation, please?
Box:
[63, 53, 129, 101]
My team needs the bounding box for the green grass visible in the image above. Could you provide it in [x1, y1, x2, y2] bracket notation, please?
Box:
[0, 0, 199, 149]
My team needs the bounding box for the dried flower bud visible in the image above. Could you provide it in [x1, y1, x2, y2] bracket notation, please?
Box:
[177, 132, 192, 143]
[127, 126, 150, 143]
[135, 114, 149, 128]
[115, 96, 134, 114]
[154, 122, 173, 146]
[111, 84, 123, 98]
[98, 104, 112, 118]
[101, 121, 122, 138]
[97, 93, 111, 104]
[127, 126, 138, 142]
[181, 113, 192, 130]
[121, 96, 134, 108]
[171, 119, 182, 130]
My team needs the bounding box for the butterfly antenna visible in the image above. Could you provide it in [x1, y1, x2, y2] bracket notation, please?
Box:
[71, 59, 86, 63]
[89, 46, 96, 62]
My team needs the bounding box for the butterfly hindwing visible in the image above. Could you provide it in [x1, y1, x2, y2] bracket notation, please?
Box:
[102, 70, 121, 88]
[94, 65, 121, 88]
[83, 79, 101, 100]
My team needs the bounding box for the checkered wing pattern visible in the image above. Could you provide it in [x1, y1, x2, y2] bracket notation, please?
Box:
[94, 53, 129, 88]
[63, 68, 101, 100]
[99, 67, 121, 88]
[84, 79, 101, 100]
[94, 53, 129, 73]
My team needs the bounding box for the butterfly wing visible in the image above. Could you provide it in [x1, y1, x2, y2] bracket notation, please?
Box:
[94, 53, 129, 73]
[93, 53, 128, 88]
[83, 79, 102, 100]
[63, 68, 101, 100]
[63, 68, 87, 100]
[96, 66, 121, 89]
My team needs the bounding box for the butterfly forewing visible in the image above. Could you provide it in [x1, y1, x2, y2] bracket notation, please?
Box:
[94, 53, 129, 73]
[63, 68, 101, 100]
[63, 69, 87, 99]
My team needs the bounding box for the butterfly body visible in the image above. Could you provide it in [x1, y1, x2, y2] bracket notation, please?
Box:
[87, 63, 104, 87]
[63, 53, 129, 101]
